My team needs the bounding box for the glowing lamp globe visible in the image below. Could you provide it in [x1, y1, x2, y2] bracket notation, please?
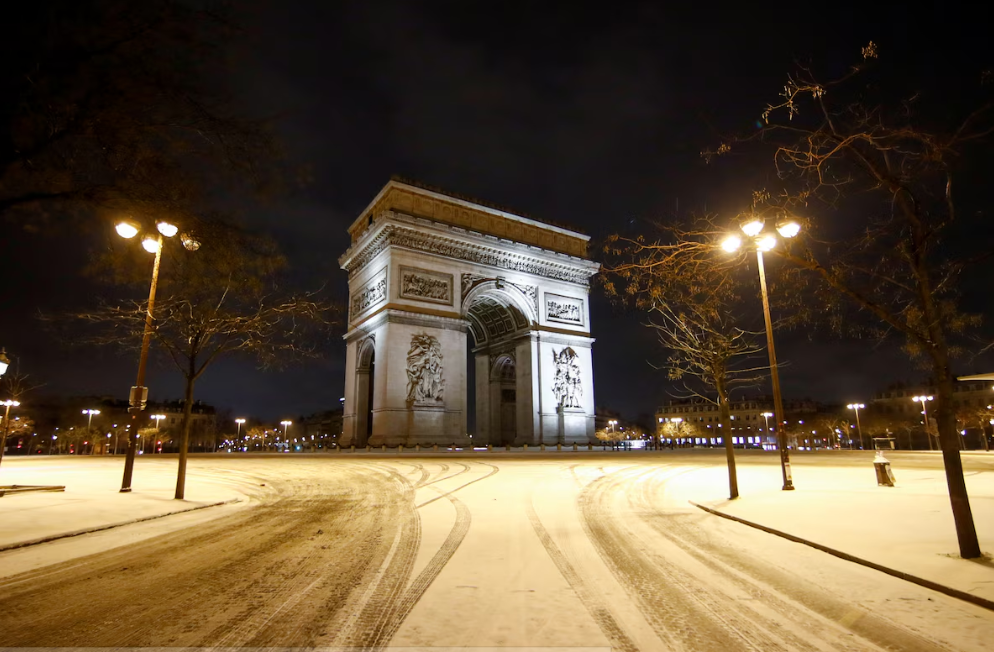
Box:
[757, 234, 777, 251]
[156, 221, 179, 237]
[776, 221, 801, 238]
[740, 219, 765, 237]
[721, 235, 742, 252]
[142, 236, 161, 253]
[115, 221, 140, 239]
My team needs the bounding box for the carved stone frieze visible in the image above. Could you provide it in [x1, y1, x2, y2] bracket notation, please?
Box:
[406, 332, 444, 404]
[461, 273, 488, 299]
[350, 270, 387, 321]
[552, 347, 582, 408]
[545, 293, 584, 326]
[399, 266, 453, 305]
[346, 225, 592, 285]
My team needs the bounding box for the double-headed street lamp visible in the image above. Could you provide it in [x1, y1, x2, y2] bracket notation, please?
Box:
[847, 403, 865, 449]
[82, 409, 101, 431]
[912, 395, 934, 449]
[723, 217, 801, 491]
[116, 219, 200, 491]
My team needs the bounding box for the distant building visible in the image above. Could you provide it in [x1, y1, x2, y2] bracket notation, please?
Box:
[871, 380, 993, 416]
[149, 399, 217, 436]
[654, 395, 821, 449]
[300, 408, 344, 449]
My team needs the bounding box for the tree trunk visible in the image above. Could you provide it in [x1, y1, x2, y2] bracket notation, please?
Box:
[174, 370, 197, 500]
[716, 377, 739, 500]
[932, 350, 981, 558]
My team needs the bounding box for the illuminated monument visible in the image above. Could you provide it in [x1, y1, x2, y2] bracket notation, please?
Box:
[339, 178, 599, 447]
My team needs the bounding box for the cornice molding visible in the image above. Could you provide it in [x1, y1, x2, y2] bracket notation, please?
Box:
[340, 212, 599, 286]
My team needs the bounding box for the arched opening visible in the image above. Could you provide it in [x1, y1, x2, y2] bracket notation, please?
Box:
[462, 284, 534, 446]
[494, 355, 517, 445]
[354, 339, 375, 447]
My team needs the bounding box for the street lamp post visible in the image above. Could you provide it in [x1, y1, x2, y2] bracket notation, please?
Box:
[723, 218, 800, 491]
[82, 409, 100, 455]
[281, 420, 292, 451]
[0, 399, 21, 468]
[847, 403, 865, 449]
[82, 409, 100, 431]
[116, 220, 200, 492]
[912, 395, 934, 450]
[150, 414, 165, 454]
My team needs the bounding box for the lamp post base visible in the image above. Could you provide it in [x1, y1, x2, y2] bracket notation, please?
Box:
[119, 487, 132, 493]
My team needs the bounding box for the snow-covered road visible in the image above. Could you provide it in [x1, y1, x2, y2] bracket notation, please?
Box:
[0, 454, 992, 650]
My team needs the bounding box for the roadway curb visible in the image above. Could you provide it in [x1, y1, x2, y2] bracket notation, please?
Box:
[0, 498, 242, 553]
[689, 500, 994, 613]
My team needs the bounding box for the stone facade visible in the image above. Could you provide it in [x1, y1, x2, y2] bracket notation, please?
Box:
[339, 179, 599, 447]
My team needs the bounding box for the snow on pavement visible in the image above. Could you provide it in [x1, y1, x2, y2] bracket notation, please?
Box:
[1, 452, 994, 650]
[686, 452, 994, 602]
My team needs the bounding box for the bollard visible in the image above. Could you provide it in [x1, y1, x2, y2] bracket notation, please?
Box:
[506, 444, 511, 452]
[488, 444, 493, 452]
[366, 445, 371, 452]
[588, 443, 593, 451]
[523, 444, 528, 451]
[382, 444, 386, 452]
[874, 451, 895, 486]
[573, 443, 577, 451]
[433, 444, 438, 452]
[557, 443, 562, 451]
[540, 443, 545, 451]
[416, 444, 420, 452]
[399, 444, 404, 454]
[351, 445, 355, 453]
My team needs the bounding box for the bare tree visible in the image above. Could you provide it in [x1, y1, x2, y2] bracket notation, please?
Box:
[606, 221, 766, 499]
[64, 221, 338, 499]
[710, 43, 992, 556]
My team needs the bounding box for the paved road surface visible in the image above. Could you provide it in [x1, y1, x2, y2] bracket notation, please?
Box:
[0, 452, 992, 650]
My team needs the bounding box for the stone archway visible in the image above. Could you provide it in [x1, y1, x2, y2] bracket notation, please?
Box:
[353, 337, 376, 447]
[339, 178, 599, 447]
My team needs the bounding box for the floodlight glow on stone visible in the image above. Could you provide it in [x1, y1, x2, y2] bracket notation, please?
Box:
[777, 221, 801, 238]
[156, 221, 179, 237]
[116, 221, 139, 239]
[757, 234, 777, 251]
[740, 219, 764, 237]
[721, 235, 742, 252]
[142, 236, 161, 253]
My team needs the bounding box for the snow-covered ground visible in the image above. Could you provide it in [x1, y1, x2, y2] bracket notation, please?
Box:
[0, 451, 992, 651]
[684, 451, 994, 602]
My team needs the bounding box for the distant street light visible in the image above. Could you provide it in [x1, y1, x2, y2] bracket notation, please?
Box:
[281, 420, 292, 439]
[847, 403, 865, 449]
[116, 219, 200, 492]
[608, 419, 618, 432]
[912, 395, 935, 450]
[150, 414, 166, 454]
[723, 216, 800, 491]
[82, 409, 101, 432]
[760, 412, 774, 442]
[235, 418, 246, 440]
[0, 399, 21, 467]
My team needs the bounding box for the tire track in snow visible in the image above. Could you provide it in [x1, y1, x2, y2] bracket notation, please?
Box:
[525, 493, 641, 652]
[579, 465, 783, 651]
[631, 469, 953, 652]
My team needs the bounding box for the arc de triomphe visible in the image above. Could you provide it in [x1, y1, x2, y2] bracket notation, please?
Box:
[339, 179, 599, 447]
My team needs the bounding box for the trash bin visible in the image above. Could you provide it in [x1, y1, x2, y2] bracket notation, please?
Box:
[873, 451, 895, 487]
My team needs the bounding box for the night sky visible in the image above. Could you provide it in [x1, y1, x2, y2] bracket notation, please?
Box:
[2, 2, 992, 424]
